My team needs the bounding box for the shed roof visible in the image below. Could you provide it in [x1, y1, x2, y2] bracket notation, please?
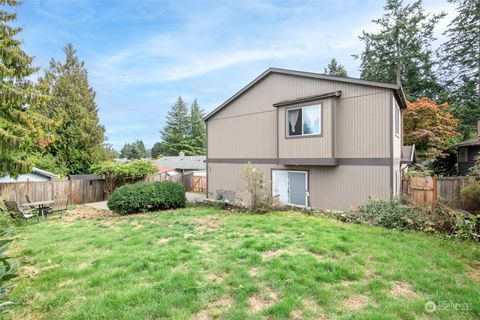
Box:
[32, 167, 58, 179]
[152, 156, 206, 170]
[204, 67, 407, 121]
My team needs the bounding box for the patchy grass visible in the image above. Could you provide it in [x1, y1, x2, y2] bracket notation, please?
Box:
[7, 207, 480, 319]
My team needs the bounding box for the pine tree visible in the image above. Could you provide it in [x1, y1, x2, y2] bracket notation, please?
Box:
[160, 97, 192, 156]
[354, 0, 444, 99]
[440, 0, 480, 139]
[39, 44, 106, 174]
[151, 142, 165, 159]
[189, 99, 206, 155]
[324, 58, 348, 77]
[0, 0, 51, 177]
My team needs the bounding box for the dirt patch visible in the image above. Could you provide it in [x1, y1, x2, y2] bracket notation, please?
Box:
[156, 237, 171, 245]
[191, 294, 234, 319]
[248, 286, 281, 313]
[206, 273, 224, 282]
[469, 262, 480, 283]
[192, 215, 224, 234]
[390, 281, 416, 297]
[261, 249, 292, 259]
[290, 309, 303, 319]
[249, 267, 259, 277]
[62, 206, 116, 225]
[342, 294, 369, 311]
[78, 260, 95, 270]
[21, 265, 40, 278]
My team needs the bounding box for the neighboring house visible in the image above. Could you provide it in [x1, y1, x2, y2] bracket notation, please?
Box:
[205, 68, 411, 210]
[451, 120, 480, 175]
[151, 154, 206, 176]
[0, 167, 57, 183]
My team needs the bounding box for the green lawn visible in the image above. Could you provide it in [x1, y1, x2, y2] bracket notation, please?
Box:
[7, 206, 480, 319]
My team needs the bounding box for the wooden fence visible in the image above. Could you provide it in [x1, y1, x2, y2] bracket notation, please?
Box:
[1, 173, 207, 206]
[0, 179, 105, 205]
[401, 176, 470, 208]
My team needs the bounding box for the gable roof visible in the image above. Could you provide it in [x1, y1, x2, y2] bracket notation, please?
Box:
[151, 156, 206, 170]
[204, 67, 407, 121]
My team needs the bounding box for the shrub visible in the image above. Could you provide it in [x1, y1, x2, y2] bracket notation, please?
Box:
[0, 228, 18, 313]
[241, 163, 278, 213]
[107, 181, 186, 214]
[338, 198, 423, 230]
[459, 181, 480, 209]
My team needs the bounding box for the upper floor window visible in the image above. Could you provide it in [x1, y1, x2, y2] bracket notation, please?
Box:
[395, 104, 400, 136]
[287, 104, 321, 137]
[459, 148, 468, 162]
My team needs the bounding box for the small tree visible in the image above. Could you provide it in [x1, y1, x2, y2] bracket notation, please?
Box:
[241, 163, 274, 212]
[151, 142, 165, 159]
[404, 97, 459, 161]
[324, 58, 348, 77]
[91, 160, 158, 197]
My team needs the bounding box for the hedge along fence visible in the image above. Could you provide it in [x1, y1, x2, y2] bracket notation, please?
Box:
[107, 181, 187, 214]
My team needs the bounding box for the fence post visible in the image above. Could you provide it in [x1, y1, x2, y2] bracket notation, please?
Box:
[432, 176, 437, 211]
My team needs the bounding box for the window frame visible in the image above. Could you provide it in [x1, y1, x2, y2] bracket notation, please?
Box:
[395, 104, 400, 137]
[285, 103, 322, 138]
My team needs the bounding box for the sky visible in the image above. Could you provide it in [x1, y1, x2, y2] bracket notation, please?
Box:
[14, 0, 455, 150]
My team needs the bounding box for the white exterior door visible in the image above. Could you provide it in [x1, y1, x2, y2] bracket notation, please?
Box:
[272, 170, 308, 207]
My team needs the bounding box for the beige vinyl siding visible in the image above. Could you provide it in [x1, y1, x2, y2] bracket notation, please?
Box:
[208, 72, 392, 160]
[207, 111, 276, 158]
[308, 165, 390, 210]
[336, 90, 391, 158]
[207, 162, 390, 211]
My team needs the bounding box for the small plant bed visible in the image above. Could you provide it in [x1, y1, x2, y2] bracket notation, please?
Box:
[7, 207, 480, 319]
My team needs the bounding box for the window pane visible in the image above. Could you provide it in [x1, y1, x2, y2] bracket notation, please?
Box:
[303, 105, 320, 134]
[287, 109, 302, 136]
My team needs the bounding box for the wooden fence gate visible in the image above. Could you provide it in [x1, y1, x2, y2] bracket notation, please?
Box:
[192, 176, 206, 193]
[401, 176, 470, 208]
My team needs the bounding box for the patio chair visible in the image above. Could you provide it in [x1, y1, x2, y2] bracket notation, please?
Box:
[3, 201, 40, 223]
[45, 195, 69, 217]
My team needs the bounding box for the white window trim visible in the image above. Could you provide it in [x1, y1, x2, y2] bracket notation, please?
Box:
[286, 104, 322, 137]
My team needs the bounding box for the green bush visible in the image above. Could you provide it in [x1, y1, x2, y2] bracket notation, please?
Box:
[107, 181, 186, 214]
[0, 228, 18, 313]
[337, 198, 423, 230]
[459, 181, 480, 209]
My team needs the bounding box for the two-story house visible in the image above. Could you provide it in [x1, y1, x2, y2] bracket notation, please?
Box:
[204, 68, 408, 211]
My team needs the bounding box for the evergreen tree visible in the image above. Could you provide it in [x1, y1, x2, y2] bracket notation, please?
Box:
[151, 142, 165, 159]
[189, 99, 206, 155]
[440, 0, 480, 139]
[324, 58, 348, 77]
[354, 0, 444, 99]
[39, 44, 106, 174]
[120, 140, 146, 159]
[160, 97, 192, 155]
[0, 0, 51, 177]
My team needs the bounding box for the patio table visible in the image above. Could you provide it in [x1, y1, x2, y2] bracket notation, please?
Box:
[22, 200, 54, 219]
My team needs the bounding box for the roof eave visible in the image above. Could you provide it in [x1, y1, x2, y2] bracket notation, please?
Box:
[204, 67, 407, 121]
